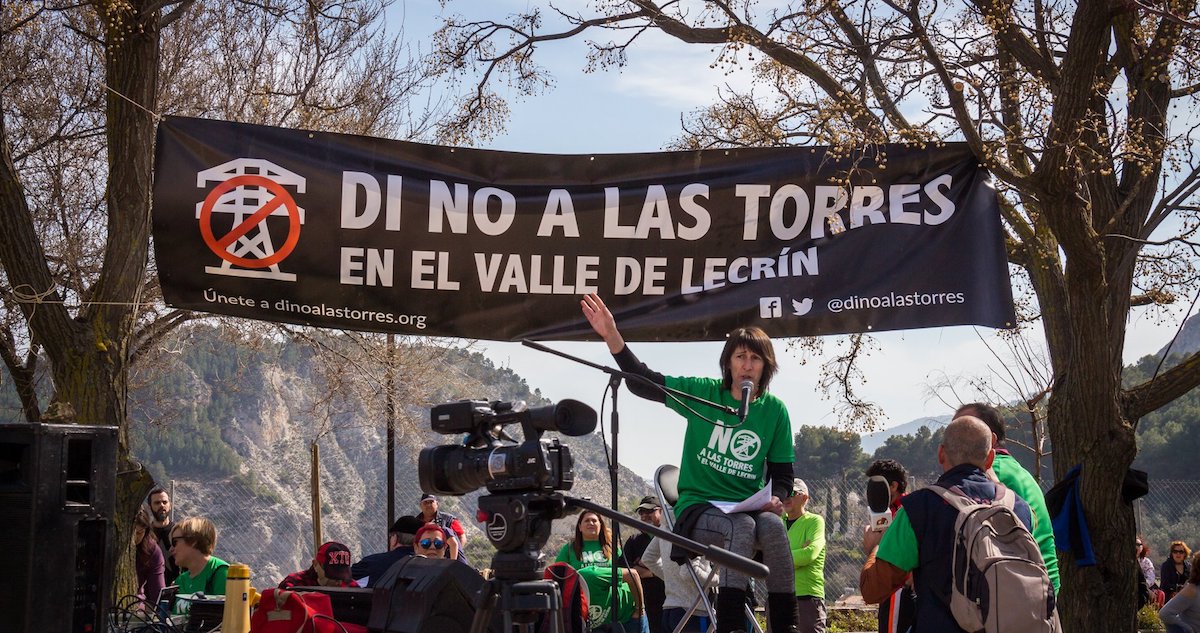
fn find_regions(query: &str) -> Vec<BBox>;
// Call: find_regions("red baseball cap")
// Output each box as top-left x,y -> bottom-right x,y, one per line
316,541 -> 353,581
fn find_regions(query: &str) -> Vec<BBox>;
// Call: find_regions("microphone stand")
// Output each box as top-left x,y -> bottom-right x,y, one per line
521,339 -> 742,633
521,340 -> 740,418
606,371 -> 623,630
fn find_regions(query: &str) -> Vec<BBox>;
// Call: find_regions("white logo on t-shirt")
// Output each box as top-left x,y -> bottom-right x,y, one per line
707,426 -> 762,461
729,430 -> 761,461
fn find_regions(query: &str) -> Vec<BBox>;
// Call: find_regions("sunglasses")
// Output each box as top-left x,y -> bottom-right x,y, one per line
1173,550 -> 1186,554
419,538 -> 446,550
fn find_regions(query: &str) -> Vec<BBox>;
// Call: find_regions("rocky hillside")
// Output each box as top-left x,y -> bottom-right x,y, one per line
118,326 -> 650,588
1156,312 -> 1200,359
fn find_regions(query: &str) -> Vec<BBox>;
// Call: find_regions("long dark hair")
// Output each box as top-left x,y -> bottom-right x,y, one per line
719,326 -> 778,394
571,511 -> 612,561
134,507 -> 157,558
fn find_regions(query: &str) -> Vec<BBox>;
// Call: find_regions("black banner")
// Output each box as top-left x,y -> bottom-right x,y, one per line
151,116 -> 1015,341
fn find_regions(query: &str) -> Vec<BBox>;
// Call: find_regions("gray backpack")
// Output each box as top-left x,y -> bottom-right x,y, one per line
932,484 -> 1059,633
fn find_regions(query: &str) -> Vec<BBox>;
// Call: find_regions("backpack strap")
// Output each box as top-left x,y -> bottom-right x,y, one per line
931,484 -> 976,512
932,482 -> 1011,511
992,483 -> 1015,509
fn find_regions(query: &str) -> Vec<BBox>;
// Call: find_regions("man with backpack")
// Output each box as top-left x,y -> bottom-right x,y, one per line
955,402 -> 1060,594
858,416 -> 1059,633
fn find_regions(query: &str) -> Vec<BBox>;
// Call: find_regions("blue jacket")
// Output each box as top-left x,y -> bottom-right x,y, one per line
350,546 -> 414,586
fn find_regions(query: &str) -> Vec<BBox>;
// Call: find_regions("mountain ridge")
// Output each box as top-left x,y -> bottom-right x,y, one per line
1155,312 -> 1200,359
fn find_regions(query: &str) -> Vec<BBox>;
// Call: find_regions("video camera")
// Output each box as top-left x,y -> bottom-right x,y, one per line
418,398 -> 597,496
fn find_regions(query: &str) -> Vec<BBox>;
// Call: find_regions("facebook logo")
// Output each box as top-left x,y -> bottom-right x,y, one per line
759,297 -> 783,318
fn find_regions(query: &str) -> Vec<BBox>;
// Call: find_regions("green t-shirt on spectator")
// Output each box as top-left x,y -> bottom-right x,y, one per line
577,565 -> 635,627
875,509 -> 919,572
785,511 -> 826,599
992,452 -> 1059,593
173,556 -> 229,612
556,540 -> 620,569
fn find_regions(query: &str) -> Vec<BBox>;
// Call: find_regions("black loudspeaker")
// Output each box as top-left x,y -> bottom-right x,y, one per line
368,556 -> 484,633
0,422 -> 118,633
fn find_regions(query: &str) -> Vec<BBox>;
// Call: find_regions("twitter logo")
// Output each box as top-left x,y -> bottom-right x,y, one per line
792,298 -> 814,316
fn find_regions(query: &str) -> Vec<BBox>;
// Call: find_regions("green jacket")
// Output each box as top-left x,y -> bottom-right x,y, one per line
785,511 -> 826,599
992,452 -> 1059,593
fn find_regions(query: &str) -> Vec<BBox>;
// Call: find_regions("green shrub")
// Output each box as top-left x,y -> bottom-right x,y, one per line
1137,604 -> 1164,632
827,607 -> 877,633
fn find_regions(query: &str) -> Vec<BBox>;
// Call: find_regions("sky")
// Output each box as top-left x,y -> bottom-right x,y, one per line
396,1 -> 1198,481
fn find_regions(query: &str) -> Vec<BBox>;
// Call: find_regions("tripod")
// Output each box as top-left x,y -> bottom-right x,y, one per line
467,492 -> 769,633
468,492 -> 570,633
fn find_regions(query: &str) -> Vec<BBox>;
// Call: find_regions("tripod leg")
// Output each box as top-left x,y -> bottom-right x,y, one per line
471,578 -> 500,633
552,582 -> 565,633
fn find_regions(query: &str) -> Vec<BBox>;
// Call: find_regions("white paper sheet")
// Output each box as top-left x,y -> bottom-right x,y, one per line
708,483 -> 772,513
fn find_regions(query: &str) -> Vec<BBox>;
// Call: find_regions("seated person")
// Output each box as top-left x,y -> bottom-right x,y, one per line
418,493 -> 469,561
414,523 -> 454,558
581,294 -> 799,633
169,517 -> 228,609
1160,551 -> 1200,633
279,541 -> 360,588
351,515 -> 423,586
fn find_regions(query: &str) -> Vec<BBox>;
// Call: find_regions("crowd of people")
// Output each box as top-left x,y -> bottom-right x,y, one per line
127,293 -> 1195,633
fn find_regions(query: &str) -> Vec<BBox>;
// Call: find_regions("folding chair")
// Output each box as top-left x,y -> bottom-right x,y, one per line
654,465 -> 764,633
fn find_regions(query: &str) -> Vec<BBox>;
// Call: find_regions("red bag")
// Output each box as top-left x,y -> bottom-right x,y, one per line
541,562 -> 590,633
250,588 -> 338,633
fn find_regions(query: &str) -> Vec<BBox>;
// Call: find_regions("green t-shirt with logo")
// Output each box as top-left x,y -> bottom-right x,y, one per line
665,376 -> 794,515
577,565 -> 635,627
555,540 -> 622,569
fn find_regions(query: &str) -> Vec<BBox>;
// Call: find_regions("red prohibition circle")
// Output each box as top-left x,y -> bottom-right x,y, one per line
199,174 -> 301,268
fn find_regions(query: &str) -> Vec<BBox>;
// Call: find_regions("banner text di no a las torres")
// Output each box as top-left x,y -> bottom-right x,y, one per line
151,116 -> 1015,342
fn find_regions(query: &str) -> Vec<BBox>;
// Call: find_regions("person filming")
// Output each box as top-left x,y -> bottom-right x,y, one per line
580,293 -> 799,633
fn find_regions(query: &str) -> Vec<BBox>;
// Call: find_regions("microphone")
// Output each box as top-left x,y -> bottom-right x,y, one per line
866,475 -> 893,532
737,380 -> 753,422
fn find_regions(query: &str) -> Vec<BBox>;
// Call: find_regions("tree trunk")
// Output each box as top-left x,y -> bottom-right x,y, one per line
1046,271 -> 1138,632
85,0 -> 163,603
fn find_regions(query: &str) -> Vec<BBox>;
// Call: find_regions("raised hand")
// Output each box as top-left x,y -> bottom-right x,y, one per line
580,293 -> 625,353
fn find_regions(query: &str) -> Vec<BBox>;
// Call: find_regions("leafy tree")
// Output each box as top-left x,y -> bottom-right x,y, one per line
793,424 -> 867,480
794,424 -> 868,533
433,2 -> 1200,627
871,425 -> 945,480
0,0 -> 439,599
